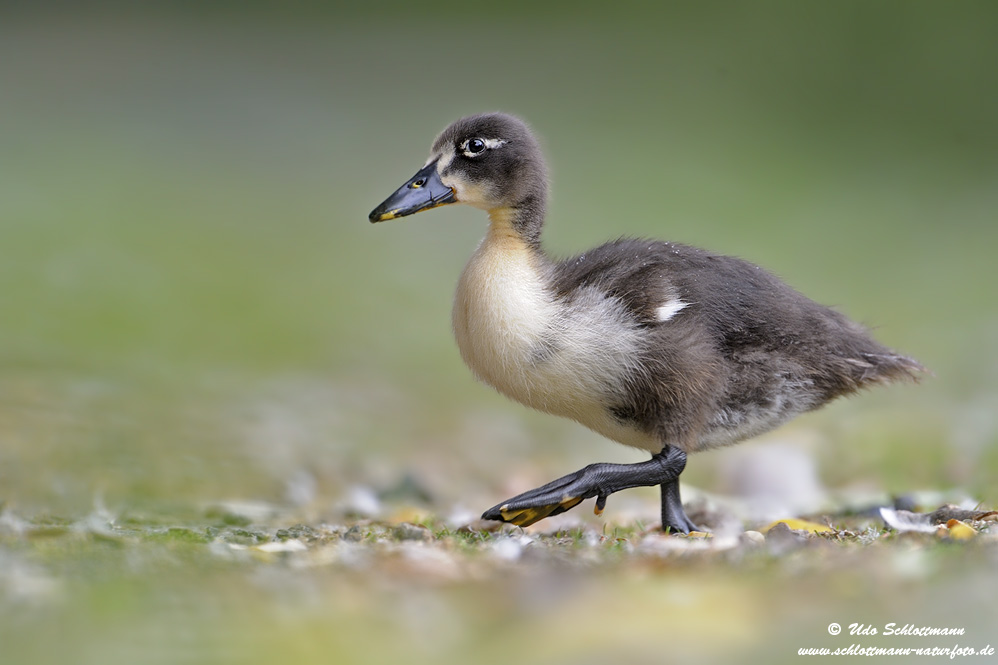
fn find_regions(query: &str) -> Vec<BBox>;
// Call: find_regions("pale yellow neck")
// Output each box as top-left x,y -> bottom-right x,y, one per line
487,207 -> 519,237
484,207 -> 548,267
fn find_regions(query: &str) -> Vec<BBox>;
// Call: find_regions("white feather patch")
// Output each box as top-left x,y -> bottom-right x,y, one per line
655,298 -> 689,322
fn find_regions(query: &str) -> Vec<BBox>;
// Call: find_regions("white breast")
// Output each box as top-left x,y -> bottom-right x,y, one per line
452,217 -> 660,451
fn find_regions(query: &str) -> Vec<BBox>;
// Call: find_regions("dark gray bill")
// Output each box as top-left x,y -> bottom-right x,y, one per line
369,161 -> 456,223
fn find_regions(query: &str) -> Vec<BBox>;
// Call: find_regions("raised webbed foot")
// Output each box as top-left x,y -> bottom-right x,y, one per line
482,445 -> 688,528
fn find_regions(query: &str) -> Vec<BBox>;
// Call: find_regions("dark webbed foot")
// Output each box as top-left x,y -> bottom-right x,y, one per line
482,446 -> 688,527
660,476 -> 705,534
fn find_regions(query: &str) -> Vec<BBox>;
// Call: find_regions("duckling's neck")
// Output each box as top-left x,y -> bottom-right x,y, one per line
490,193 -> 546,250
452,203 -> 554,399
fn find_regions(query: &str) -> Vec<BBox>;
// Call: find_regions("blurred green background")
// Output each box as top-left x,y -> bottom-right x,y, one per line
2,2 -> 997,664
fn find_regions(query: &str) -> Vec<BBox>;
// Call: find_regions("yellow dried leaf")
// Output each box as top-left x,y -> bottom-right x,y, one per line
761,519 -> 833,534
941,519 -> 976,541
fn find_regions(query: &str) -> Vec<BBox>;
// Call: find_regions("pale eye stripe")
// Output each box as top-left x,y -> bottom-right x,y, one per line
425,150 -> 455,170
460,138 -> 507,157
437,150 -> 455,170
655,299 -> 688,322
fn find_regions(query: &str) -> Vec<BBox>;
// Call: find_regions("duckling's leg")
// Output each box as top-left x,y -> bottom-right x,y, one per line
660,476 -> 701,534
482,445 -> 688,528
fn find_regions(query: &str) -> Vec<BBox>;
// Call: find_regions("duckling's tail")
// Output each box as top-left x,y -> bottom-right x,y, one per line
844,351 -> 928,387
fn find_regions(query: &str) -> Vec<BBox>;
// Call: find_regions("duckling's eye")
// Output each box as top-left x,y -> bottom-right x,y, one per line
461,137 -> 505,158
466,138 -> 486,154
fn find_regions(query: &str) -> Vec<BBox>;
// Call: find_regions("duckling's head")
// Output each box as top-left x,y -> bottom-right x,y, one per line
369,112 -> 547,229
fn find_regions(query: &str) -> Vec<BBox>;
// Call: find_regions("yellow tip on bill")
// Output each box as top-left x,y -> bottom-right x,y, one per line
373,210 -> 399,222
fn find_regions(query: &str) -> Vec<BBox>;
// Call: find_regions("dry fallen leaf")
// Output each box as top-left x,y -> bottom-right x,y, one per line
941,519 -> 977,541
760,519 -> 833,534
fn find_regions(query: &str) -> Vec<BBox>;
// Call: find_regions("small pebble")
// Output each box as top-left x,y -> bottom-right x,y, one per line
393,523 -> 433,542
343,526 -> 365,542
765,521 -> 808,554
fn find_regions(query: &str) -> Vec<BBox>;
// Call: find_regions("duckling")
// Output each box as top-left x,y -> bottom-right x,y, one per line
368,112 -> 923,533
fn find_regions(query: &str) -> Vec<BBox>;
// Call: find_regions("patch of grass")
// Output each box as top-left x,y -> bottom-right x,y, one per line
141,527 -> 214,545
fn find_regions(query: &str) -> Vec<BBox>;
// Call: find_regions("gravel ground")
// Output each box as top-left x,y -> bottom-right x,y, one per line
2,494 -> 996,665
